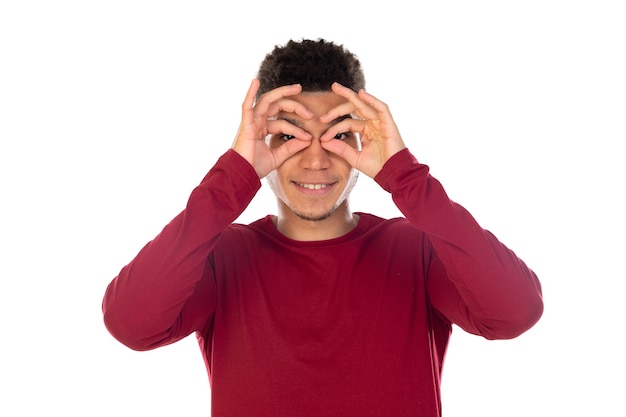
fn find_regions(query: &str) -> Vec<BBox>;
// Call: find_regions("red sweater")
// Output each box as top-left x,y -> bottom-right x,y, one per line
103,148 -> 543,417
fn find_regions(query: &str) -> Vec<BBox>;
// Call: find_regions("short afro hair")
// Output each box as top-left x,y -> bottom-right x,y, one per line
256,38 -> 366,99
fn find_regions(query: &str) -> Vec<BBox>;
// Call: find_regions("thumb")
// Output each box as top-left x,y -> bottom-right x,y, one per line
320,139 -> 360,168
272,138 -> 312,167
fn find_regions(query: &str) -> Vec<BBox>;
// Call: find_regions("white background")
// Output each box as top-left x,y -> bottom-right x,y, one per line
1,1 -> 624,416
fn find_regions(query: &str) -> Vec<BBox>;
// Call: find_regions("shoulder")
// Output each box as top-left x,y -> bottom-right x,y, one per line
220,215 -> 272,239
357,212 -> 426,241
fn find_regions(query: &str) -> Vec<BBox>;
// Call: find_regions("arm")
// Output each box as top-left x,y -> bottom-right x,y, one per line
102,150 -> 260,350
103,80 -> 314,350
320,83 -> 542,339
376,149 -> 543,339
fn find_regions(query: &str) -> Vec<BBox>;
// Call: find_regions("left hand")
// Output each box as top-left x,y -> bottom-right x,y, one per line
319,82 -> 406,178
231,79 -> 313,178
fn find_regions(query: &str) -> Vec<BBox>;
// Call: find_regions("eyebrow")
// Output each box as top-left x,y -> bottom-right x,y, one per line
279,114 -> 354,129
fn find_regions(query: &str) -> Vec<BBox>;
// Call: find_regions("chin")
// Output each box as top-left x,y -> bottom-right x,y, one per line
294,209 -> 336,222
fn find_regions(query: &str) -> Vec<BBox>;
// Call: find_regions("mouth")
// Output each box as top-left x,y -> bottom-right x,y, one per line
292,181 -> 336,194
296,182 -> 330,190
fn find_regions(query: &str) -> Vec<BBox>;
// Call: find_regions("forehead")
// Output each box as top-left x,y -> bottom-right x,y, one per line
283,91 -> 349,116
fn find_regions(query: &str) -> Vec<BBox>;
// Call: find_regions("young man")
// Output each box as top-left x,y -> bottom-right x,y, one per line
103,39 -> 543,416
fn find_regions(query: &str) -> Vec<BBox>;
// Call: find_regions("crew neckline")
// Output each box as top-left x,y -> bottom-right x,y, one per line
254,212 -> 374,247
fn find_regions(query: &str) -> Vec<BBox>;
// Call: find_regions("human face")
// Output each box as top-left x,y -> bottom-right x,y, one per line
266,92 -> 360,223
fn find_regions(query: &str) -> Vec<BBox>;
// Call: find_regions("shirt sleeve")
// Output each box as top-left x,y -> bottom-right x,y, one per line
375,148 -> 543,339
102,150 -> 261,350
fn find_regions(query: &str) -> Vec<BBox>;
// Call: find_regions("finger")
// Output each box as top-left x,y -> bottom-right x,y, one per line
320,82 -> 379,122
233,79 -> 265,148
265,98 -> 315,120
266,119 -> 312,140
254,83 -> 304,115
320,138 -> 361,167
243,79 -> 260,112
319,118 -> 365,142
319,101 -> 359,122
358,89 -> 392,119
272,137 -> 312,166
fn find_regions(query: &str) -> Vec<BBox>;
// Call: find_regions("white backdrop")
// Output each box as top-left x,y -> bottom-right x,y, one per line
1,1 -> 624,416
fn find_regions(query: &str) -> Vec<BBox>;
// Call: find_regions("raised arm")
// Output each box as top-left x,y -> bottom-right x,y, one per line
376,150 -> 543,339
102,150 -> 260,350
321,84 -> 543,339
102,80 -> 312,350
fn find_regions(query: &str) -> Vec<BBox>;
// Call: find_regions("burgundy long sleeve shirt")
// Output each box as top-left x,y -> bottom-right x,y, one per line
103,149 -> 543,417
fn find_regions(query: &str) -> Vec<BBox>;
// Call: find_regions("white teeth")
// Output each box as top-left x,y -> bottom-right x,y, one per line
298,183 -> 328,190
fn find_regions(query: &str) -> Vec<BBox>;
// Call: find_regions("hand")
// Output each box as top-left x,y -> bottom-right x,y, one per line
319,83 -> 406,178
231,79 -> 314,178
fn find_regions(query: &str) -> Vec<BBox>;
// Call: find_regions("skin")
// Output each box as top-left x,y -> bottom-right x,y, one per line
232,79 -> 407,241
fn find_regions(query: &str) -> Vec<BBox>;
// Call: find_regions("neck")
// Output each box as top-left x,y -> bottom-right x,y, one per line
273,203 -> 359,241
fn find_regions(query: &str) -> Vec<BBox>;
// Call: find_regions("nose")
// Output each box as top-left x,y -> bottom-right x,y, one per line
299,137 -> 331,170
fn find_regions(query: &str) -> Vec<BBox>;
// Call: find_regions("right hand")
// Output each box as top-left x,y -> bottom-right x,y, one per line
231,79 -> 314,178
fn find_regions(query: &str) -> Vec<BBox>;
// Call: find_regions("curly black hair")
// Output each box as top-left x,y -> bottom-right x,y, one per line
256,38 -> 366,99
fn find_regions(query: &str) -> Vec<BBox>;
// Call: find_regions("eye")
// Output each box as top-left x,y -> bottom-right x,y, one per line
280,134 -> 296,141
333,132 -> 349,141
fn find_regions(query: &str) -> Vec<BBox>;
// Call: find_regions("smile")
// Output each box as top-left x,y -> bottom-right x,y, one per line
296,182 -> 330,190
